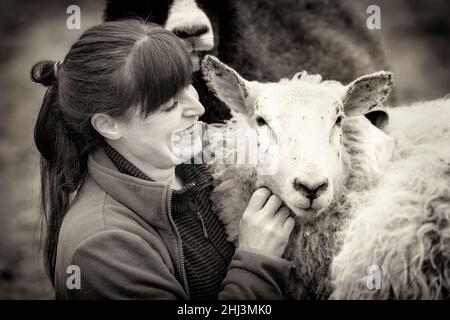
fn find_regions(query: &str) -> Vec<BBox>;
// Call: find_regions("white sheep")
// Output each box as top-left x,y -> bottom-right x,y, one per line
330,98 -> 450,299
200,55 -> 397,299
201,56 -> 450,299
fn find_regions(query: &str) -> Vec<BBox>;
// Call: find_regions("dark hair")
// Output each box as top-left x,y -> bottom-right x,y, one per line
31,19 -> 192,283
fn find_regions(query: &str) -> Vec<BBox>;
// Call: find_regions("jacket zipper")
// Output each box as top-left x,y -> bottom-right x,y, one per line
166,188 -> 190,298
195,211 -> 209,239
190,192 -> 209,240
188,193 -> 230,264
186,181 -> 210,239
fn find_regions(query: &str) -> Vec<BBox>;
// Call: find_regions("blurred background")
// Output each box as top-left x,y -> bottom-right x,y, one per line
0,0 -> 448,299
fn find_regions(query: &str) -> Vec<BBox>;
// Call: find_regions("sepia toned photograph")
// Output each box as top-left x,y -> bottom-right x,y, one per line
0,0 -> 449,305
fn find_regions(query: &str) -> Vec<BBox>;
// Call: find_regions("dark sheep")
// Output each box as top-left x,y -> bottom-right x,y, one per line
103,0 -> 388,123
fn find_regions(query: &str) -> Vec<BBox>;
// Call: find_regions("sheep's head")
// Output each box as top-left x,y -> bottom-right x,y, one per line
202,56 -> 393,221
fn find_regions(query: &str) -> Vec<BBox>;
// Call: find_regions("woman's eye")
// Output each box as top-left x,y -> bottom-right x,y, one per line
335,115 -> 343,127
164,101 -> 178,112
256,116 -> 268,127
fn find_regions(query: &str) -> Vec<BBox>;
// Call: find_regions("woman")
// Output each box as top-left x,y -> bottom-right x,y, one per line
31,20 -> 294,299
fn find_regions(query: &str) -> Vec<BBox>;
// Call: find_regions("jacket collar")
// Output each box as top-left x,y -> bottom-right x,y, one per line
87,148 -> 172,231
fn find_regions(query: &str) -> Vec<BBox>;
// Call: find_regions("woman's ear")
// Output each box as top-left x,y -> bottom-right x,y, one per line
90,113 -> 122,140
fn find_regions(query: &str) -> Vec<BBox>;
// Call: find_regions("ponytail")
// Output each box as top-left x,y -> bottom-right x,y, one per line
31,61 -> 91,283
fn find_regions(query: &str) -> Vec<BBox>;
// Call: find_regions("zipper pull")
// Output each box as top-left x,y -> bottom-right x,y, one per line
195,211 -> 209,239
188,193 -> 209,239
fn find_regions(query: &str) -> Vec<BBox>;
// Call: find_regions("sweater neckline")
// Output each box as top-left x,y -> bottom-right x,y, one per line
103,143 -> 212,211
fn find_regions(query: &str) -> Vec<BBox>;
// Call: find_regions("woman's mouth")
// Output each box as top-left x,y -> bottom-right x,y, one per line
172,122 -> 201,143
170,122 -> 203,163
178,122 -> 197,136
184,122 -> 196,132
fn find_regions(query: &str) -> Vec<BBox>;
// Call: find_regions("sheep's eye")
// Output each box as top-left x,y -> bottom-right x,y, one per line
256,116 -> 268,127
335,115 -> 343,127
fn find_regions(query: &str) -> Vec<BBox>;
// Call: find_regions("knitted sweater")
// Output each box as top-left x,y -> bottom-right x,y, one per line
104,144 -> 235,299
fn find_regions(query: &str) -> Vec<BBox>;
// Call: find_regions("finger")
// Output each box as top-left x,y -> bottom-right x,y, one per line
283,217 -> 295,232
245,187 -> 272,213
261,194 -> 282,216
275,207 -> 290,225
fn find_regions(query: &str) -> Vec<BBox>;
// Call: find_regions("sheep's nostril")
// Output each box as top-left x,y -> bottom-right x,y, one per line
173,25 -> 209,39
293,179 -> 329,200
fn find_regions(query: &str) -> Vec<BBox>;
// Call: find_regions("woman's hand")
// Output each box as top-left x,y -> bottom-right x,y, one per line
238,187 -> 295,258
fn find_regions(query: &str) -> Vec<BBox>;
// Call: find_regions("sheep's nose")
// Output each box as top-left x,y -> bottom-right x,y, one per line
173,25 -> 209,39
293,178 -> 329,200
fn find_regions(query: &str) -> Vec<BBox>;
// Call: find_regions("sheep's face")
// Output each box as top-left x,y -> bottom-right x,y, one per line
250,81 -> 345,218
202,56 -> 393,220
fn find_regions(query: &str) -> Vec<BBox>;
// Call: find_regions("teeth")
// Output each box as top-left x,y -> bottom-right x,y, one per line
185,123 -> 197,133
181,128 -> 193,136
174,123 -> 197,138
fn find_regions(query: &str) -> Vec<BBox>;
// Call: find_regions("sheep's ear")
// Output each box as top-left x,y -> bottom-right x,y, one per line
201,55 -> 260,116
343,71 -> 394,116
364,109 -> 389,130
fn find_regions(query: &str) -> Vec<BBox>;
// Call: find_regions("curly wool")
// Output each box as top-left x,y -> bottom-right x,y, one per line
331,98 -> 450,299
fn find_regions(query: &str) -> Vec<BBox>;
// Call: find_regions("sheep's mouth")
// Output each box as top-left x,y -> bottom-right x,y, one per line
192,51 -> 212,72
190,52 -> 201,72
284,206 -> 310,225
287,203 -> 325,222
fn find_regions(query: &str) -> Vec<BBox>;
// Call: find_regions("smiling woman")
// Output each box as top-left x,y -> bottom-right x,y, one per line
30,19 -> 295,300
31,18 -> 193,278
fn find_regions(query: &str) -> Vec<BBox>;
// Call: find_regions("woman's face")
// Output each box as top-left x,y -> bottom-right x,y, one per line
116,84 -> 205,169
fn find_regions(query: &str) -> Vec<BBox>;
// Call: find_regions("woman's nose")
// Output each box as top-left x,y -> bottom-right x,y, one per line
183,90 -> 205,117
